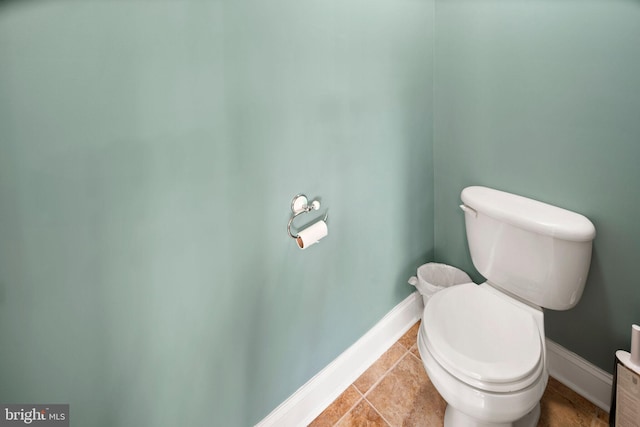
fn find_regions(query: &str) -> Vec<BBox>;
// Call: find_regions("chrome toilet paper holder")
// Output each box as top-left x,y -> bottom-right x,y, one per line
287,194 -> 328,239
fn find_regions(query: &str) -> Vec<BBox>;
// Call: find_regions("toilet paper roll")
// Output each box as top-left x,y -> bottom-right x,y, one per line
296,220 -> 328,249
631,324 -> 640,366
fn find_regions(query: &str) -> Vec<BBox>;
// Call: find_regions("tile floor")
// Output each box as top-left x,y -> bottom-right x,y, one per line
309,321 -> 610,427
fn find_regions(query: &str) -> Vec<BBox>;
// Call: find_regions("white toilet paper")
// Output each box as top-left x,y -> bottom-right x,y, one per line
631,324 -> 640,367
295,220 -> 328,249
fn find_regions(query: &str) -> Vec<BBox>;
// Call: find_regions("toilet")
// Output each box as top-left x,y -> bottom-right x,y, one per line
418,186 -> 596,427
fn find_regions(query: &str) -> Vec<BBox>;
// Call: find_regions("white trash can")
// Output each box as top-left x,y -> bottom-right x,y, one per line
408,263 -> 472,307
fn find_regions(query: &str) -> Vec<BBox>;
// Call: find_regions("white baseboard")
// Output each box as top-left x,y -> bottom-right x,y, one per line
256,291 -> 614,426
255,291 -> 424,427
546,339 -> 613,412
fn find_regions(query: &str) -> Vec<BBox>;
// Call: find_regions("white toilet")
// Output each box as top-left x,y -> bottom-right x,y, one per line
418,186 -> 596,427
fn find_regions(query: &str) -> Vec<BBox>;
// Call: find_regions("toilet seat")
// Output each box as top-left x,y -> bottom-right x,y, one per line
422,283 -> 543,393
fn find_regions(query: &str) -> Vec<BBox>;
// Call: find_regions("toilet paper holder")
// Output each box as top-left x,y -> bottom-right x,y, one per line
287,194 -> 328,239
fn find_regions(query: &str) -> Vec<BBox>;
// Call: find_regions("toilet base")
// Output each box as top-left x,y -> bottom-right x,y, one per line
444,402 -> 540,427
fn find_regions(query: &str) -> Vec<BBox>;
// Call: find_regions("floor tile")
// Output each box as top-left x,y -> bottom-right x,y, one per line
309,385 -> 362,427
397,322 -> 421,351
366,353 -> 446,427
354,343 -> 407,394
539,377 -> 602,426
409,344 -> 420,360
309,321 -> 610,427
594,406 -> 610,424
334,399 -> 390,427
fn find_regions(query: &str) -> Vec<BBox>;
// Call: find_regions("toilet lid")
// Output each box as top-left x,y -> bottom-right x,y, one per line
423,283 -> 542,388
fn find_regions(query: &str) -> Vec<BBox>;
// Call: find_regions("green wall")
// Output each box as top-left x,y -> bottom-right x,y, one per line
0,1 -> 434,425
4,0 -> 636,424
434,0 -> 640,373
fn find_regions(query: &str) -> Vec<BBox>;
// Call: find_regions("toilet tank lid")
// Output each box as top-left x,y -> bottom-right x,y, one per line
461,186 -> 596,242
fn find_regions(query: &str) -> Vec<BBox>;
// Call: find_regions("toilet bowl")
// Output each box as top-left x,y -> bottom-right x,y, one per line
418,186 -> 596,427
418,283 -> 548,426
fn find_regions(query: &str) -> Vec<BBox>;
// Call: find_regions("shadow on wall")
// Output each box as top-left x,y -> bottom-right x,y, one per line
0,0 -> 34,9
545,246 -> 615,371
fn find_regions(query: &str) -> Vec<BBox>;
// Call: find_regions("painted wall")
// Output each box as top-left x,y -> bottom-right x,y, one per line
433,0 -> 640,373
0,1 -> 434,425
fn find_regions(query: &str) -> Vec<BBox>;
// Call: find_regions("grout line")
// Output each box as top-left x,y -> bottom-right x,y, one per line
362,394 -> 394,427
330,324 -> 421,427
353,342 -> 406,396
362,349 -> 416,427
325,320 -> 608,427
332,347 -> 414,427
358,321 -> 421,398
408,347 -> 422,364
362,347 -> 413,399
330,386 -> 364,427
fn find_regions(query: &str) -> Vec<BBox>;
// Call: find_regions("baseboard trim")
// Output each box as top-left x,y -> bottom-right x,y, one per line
255,291 -> 424,427
546,339 -> 613,412
256,291 -> 614,426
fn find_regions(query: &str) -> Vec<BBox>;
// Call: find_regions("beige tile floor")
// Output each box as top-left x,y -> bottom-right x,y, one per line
310,322 -> 610,427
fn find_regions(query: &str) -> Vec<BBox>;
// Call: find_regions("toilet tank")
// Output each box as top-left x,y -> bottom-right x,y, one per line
461,186 -> 596,310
